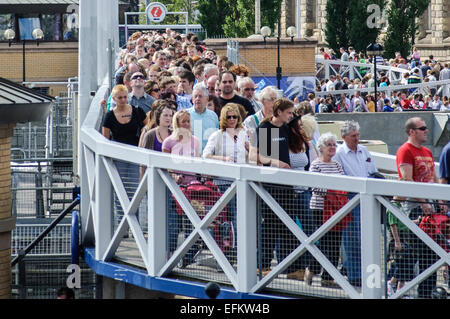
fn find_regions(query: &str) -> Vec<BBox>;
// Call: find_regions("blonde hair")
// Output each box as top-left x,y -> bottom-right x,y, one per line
172,110 -> 192,137
300,114 -> 318,140
111,84 -> 128,98
219,103 -> 243,131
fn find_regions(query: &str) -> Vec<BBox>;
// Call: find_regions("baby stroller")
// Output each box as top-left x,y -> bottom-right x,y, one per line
173,180 -> 235,270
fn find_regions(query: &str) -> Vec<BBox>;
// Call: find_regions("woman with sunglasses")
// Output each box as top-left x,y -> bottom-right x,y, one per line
202,103 -> 247,164
144,80 -> 160,100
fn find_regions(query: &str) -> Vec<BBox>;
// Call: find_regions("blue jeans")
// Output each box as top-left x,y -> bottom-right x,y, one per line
342,203 -> 361,283
167,193 -> 179,254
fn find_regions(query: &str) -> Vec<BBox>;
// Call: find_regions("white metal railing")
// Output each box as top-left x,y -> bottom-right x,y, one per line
315,79 -> 450,98
315,58 -> 415,84
80,75 -> 450,299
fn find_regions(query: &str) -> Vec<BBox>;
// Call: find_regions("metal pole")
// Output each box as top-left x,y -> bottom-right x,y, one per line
276,18 -> 282,90
296,0 -> 301,38
22,40 -> 26,83
374,56 -> 377,112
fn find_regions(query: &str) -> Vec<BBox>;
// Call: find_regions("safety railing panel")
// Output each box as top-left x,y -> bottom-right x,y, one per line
80,78 -> 449,299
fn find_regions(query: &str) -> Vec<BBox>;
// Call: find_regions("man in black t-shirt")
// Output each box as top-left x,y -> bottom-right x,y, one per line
253,98 -> 301,277
254,98 -> 294,168
218,71 -> 255,118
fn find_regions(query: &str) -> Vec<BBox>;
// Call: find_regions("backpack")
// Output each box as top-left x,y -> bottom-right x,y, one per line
418,214 -> 449,252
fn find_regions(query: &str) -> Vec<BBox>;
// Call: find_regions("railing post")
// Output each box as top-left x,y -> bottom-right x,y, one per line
17,250 -> 26,299
95,154 -> 113,260
360,193 -> 383,299
236,180 -> 257,292
148,167 -> 167,276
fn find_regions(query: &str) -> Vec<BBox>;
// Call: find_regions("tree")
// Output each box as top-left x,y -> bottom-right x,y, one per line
325,0 -> 351,57
383,0 -> 430,59
197,0 -> 230,37
348,0 -> 386,53
260,0 -> 282,34
222,0 -> 254,38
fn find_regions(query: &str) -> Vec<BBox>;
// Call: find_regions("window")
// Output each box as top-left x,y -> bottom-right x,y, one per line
41,14 -> 62,41
63,13 -> 79,41
0,14 -> 14,40
18,17 -> 41,40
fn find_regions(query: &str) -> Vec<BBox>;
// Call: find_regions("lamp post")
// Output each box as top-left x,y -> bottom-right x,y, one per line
366,42 -> 384,112
260,24 -> 296,90
5,28 -> 44,83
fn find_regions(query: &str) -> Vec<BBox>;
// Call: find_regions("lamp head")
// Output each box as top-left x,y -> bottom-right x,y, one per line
5,28 -> 15,46
286,26 -> 296,40
260,26 -> 271,38
32,28 -> 44,40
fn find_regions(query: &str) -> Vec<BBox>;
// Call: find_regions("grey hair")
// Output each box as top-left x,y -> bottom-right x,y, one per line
237,76 -> 255,89
317,132 -> 338,152
193,85 -> 209,97
258,86 -> 277,101
340,120 -> 360,137
203,63 -> 219,77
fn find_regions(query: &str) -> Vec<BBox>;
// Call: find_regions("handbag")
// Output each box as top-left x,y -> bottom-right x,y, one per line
323,190 -> 352,231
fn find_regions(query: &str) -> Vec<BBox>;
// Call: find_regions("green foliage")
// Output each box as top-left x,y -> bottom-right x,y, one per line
383,0 -> 430,59
326,0 -> 386,56
198,0 -> 282,39
197,0 -> 230,37
223,0 -> 254,37
348,0 -> 386,53
325,0 -> 351,56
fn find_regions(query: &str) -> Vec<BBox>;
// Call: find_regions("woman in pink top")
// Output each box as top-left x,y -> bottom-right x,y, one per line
162,110 -> 201,185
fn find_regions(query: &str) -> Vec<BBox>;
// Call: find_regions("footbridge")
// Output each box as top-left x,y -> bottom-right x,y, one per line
76,1 -> 450,299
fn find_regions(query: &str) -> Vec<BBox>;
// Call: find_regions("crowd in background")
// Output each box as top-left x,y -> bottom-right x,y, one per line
315,46 -> 450,113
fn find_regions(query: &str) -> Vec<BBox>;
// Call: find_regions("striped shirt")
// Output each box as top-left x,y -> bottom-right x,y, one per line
309,159 -> 345,210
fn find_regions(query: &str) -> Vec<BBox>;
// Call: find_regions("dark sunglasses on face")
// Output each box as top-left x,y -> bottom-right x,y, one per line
227,115 -> 238,120
413,126 -> 428,131
152,88 -> 160,92
132,75 -> 145,80
244,88 -> 255,91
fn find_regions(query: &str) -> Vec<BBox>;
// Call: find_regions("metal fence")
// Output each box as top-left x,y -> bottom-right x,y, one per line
12,95 -> 74,161
11,257 -> 97,299
12,160 -> 75,219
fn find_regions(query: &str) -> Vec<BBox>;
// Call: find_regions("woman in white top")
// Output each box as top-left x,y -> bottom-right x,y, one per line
202,103 -> 247,164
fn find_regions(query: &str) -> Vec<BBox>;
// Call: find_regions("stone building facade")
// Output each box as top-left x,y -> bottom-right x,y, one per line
280,0 -> 450,62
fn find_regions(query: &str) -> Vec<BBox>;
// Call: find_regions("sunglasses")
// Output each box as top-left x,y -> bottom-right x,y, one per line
227,115 -> 238,120
131,75 -> 145,80
413,126 -> 428,131
244,88 -> 255,91
152,88 -> 160,92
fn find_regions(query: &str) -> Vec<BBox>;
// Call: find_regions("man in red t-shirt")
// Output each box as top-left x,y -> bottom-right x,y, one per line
395,117 -> 444,298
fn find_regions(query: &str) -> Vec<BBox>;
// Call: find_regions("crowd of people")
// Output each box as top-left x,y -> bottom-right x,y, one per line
315,46 -> 450,113
99,28 -> 449,298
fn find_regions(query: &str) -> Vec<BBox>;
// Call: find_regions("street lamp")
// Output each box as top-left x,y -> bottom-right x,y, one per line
6,27 -> 44,83
286,26 -> 296,42
260,24 -> 296,90
366,42 -> 384,112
